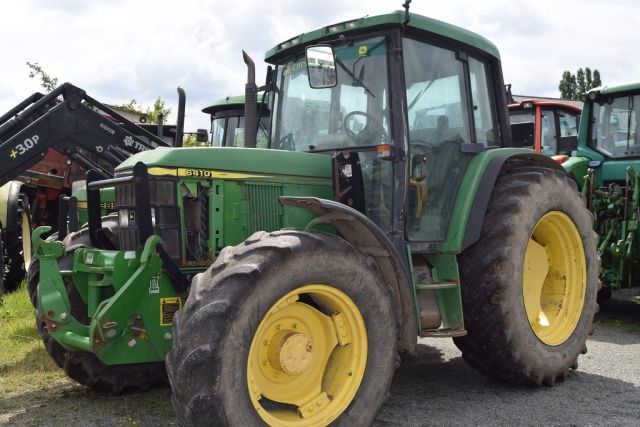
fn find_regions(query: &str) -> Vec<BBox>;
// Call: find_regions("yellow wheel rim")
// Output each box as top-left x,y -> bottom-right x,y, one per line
21,211 -> 32,270
523,211 -> 586,346
247,284 -> 367,426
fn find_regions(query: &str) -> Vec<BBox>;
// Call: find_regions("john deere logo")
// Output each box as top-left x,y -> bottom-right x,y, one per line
149,275 -> 160,294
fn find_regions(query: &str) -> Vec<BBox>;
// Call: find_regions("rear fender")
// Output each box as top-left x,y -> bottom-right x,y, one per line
280,196 -> 417,356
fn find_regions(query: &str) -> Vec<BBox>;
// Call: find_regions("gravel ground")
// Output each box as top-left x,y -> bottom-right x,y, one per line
1,299 -> 638,426
376,298 -> 640,426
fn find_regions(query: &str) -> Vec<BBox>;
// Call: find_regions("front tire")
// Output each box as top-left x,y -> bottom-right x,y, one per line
167,230 -> 398,426
454,166 -> 598,385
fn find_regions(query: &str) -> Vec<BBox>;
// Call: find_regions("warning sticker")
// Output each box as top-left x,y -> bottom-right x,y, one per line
160,297 -> 182,326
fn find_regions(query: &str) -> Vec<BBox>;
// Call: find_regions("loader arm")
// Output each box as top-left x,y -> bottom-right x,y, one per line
0,83 -> 172,187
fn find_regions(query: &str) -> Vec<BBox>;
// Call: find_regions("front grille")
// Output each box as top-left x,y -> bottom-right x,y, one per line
115,178 -> 181,262
245,184 -> 283,236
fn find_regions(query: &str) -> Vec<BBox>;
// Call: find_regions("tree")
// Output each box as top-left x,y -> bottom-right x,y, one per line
114,97 -> 171,123
26,62 -> 58,92
593,70 -> 602,88
559,67 -> 603,100
27,61 -> 171,122
146,97 -> 171,123
576,68 -> 586,95
559,70 -> 577,99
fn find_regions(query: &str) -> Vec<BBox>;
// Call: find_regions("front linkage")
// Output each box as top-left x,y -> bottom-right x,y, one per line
583,166 -> 640,293
33,226 -> 181,365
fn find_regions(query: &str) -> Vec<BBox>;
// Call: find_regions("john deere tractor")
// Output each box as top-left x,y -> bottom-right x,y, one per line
33,9 -> 598,425
563,82 -> 640,302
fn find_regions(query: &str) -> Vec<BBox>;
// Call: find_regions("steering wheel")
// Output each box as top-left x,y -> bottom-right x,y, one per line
276,132 -> 295,151
343,111 -> 388,145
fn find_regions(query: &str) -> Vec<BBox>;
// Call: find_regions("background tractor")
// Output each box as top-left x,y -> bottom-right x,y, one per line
508,96 -> 582,162
0,85 -> 265,298
563,83 -> 640,303
32,8 -> 598,426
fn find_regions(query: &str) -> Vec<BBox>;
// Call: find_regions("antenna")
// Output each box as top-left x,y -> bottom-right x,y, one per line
402,0 -> 411,26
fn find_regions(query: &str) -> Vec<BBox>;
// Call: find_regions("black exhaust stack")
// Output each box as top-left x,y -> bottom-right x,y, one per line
243,51 -> 257,149
176,87 -> 186,147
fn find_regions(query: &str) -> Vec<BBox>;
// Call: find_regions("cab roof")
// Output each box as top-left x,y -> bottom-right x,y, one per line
588,82 -> 640,97
265,10 -> 500,63
202,92 -> 269,115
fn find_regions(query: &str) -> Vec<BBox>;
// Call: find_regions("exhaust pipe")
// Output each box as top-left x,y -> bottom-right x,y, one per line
243,50 -> 257,149
175,87 -> 186,147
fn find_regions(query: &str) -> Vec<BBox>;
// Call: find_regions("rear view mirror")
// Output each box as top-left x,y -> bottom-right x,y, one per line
306,45 -> 337,89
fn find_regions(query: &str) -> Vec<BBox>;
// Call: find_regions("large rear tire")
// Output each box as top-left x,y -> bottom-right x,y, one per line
167,230 -> 398,426
454,166 -> 598,385
3,194 -> 31,292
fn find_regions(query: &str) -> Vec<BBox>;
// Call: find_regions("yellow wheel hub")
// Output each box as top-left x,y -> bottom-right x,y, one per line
523,211 -> 586,346
247,284 -> 367,426
269,332 -> 314,375
21,211 -> 32,270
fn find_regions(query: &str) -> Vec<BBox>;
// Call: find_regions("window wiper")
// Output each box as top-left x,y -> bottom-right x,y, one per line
408,80 -> 435,111
335,57 -> 375,98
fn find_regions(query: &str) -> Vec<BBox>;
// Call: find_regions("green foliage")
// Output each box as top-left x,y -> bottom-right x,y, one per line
146,97 -> 171,123
115,97 -> 172,124
26,62 -> 58,92
559,67 -> 603,100
114,98 -> 144,114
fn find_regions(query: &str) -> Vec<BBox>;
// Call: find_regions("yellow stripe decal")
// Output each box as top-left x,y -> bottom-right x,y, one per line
147,167 -> 178,177
145,167 -> 271,180
177,168 -> 270,179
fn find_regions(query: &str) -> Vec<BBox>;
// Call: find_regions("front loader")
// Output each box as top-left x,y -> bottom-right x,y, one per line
33,8 -> 598,426
0,83 -> 178,297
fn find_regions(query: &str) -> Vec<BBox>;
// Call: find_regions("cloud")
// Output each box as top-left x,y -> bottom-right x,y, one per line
1,0 -> 638,131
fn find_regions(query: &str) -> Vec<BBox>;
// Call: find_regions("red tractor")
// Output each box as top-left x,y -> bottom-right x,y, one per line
509,97 -> 582,163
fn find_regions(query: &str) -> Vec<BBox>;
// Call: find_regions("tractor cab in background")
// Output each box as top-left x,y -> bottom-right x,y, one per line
509,97 -> 582,162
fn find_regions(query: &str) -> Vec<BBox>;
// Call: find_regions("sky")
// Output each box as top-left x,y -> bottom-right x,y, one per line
1,0 -> 637,132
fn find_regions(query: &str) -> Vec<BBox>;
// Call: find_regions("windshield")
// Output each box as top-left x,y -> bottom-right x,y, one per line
271,36 -> 389,152
591,94 -> 640,158
210,115 -> 269,148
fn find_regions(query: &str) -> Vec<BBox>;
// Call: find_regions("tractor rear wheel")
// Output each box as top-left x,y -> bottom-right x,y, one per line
167,230 -> 398,426
3,194 -> 31,292
454,166 -> 598,385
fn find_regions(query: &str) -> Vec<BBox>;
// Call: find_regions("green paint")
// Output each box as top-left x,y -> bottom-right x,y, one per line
424,254 -> 463,330
566,81 -> 640,293
116,147 -> 332,180
202,92 -> 269,115
562,156 -> 590,188
442,147 -> 534,253
265,11 -> 500,62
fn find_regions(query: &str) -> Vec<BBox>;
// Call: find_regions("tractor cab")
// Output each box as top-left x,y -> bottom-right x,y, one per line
202,93 -> 270,148
563,83 -> 640,295
508,98 -> 582,160
266,11 -> 512,248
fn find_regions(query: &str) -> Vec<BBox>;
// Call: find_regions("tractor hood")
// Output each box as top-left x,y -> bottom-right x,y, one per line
114,147 -> 332,179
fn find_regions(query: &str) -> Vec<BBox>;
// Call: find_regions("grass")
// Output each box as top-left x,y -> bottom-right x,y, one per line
0,284 -> 176,425
0,284 -> 69,397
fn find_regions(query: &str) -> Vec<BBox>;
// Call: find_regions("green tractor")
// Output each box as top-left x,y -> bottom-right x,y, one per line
33,9 -> 598,426
563,82 -> 640,302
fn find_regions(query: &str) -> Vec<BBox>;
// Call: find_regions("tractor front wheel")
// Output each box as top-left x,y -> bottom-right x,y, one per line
454,166 -> 598,385
167,230 -> 398,426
